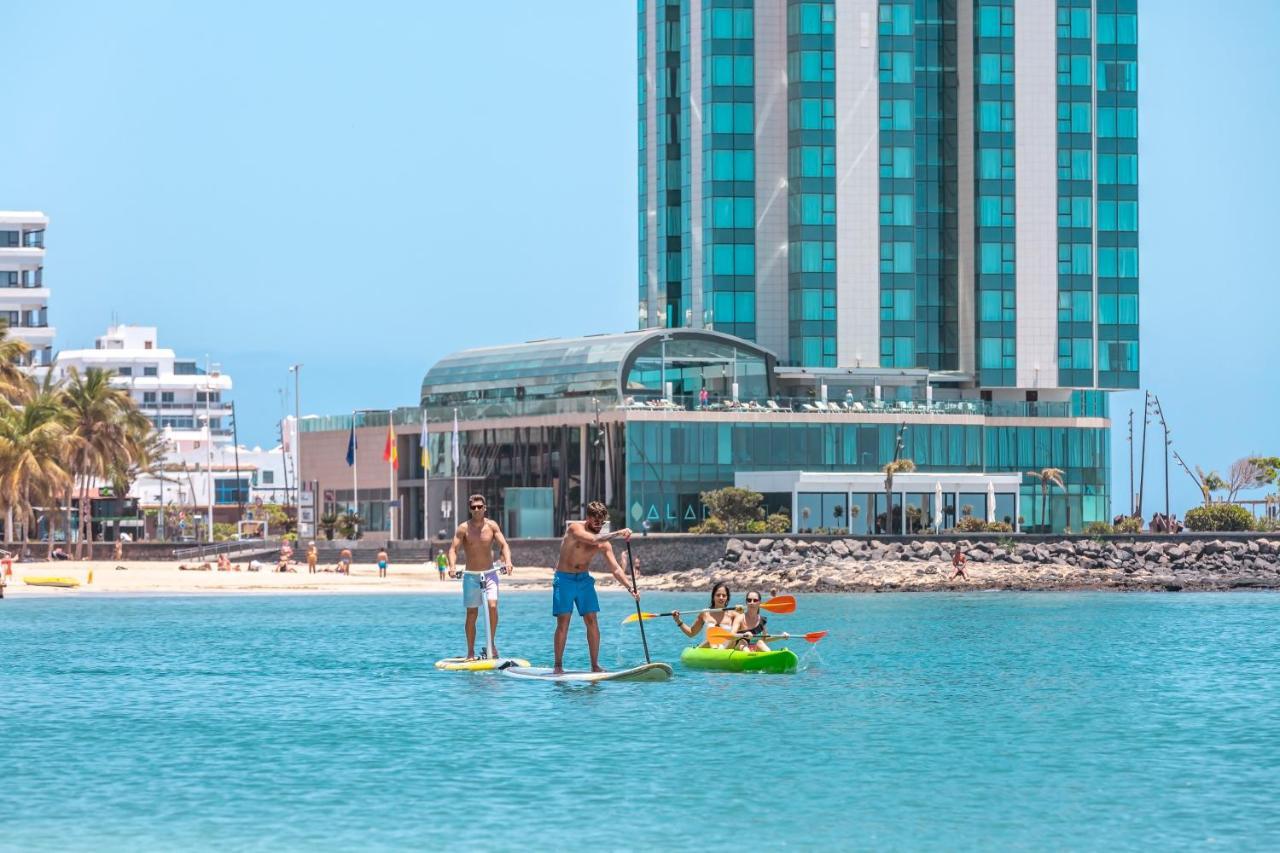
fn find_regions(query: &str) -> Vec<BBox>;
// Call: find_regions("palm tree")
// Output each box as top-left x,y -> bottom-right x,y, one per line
882,458 -> 915,534
1026,467 -> 1065,532
0,386 -> 70,543
0,320 -> 31,404
61,367 -> 152,556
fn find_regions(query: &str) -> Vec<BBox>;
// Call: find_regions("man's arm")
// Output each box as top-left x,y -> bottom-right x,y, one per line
601,545 -> 639,600
447,525 -> 465,576
491,521 -> 514,574
565,522 -> 633,545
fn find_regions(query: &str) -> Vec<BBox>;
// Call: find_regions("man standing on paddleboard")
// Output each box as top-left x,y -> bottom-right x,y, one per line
447,494 -> 514,659
552,501 -> 638,673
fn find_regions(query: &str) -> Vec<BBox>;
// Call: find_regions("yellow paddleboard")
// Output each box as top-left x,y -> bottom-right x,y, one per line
23,576 -> 80,588
435,657 -> 530,672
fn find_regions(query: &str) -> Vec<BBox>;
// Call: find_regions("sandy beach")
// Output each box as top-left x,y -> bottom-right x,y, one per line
0,560 -> 603,596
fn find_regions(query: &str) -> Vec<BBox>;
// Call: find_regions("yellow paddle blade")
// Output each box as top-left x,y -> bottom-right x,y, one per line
623,612 -> 658,624
760,595 -> 796,614
706,626 -> 741,646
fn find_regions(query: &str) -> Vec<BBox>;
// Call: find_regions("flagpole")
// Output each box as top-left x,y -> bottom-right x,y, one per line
458,407 -> 463,532
388,411 -> 396,542
352,410 -> 359,535
427,404 -> 437,537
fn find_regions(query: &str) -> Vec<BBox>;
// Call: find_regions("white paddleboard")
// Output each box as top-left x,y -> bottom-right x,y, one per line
500,662 -> 673,683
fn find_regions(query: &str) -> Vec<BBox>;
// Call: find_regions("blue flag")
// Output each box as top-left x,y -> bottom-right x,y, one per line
346,422 -> 357,466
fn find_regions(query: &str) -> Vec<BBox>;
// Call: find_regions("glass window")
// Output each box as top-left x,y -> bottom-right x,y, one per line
143,366 -> 158,377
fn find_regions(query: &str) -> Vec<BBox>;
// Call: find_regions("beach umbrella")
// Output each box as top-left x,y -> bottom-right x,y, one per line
934,481 -> 944,531
987,482 -> 997,523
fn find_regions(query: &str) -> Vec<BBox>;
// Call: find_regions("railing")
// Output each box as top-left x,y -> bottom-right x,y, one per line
619,395 -> 1077,419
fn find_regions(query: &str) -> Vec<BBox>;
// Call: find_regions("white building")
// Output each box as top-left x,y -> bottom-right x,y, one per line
0,211 -> 54,369
54,325 -> 294,534
54,324 -> 234,441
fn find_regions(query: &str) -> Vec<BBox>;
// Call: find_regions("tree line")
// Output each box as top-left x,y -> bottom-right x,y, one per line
0,322 -> 159,556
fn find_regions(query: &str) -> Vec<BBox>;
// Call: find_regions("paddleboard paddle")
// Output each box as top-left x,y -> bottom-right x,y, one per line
624,540 -> 651,665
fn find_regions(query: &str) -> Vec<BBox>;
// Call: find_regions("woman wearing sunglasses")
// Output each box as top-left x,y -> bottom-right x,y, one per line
672,581 -> 743,648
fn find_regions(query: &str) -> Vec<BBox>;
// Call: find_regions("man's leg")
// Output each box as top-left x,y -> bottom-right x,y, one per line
464,607 -> 479,658
553,614 -> 572,673
583,612 -> 602,672
487,601 -> 500,656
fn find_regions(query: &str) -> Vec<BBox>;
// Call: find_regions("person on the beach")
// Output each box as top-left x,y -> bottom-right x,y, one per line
336,548 -> 352,574
306,542 -> 318,573
949,547 -> 968,581
552,501 -> 637,673
435,551 -> 448,581
447,494 -> 514,660
279,541 -> 294,566
672,581 -> 743,648
376,548 -> 389,579
217,553 -> 240,572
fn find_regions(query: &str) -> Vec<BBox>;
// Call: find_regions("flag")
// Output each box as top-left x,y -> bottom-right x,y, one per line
384,422 -> 398,470
451,410 -> 460,469
420,410 -> 430,469
345,421 -> 357,466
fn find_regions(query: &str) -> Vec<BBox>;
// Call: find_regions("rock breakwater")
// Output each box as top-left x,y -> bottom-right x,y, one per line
642,537 -> 1280,593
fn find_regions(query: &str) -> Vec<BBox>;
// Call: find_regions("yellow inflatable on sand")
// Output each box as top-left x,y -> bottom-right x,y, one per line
23,576 -> 81,588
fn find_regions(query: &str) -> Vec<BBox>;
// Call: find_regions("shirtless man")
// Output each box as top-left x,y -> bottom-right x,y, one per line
447,494 -> 513,659
552,501 -> 638,674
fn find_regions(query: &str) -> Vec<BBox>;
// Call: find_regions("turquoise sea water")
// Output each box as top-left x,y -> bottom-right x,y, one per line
2,591 -> 1279,851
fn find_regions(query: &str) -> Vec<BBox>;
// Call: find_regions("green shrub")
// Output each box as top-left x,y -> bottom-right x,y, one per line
212,522 -> 238,542
690,517 -> 727,535
987,523 -> 1014,534
744,520 -> 767,534
1083,521 -> 1115,535
764,512 -> 792,534
954,516 -> 987,533
1115,517 -> 1142,534
1184,504 -> 1254,532
1254,517 -> 1280,532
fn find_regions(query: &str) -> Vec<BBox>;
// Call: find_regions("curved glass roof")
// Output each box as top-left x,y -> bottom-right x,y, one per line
421,329 -> 776,414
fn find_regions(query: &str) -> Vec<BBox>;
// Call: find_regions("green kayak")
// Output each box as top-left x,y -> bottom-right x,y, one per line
680,646 -> 799,674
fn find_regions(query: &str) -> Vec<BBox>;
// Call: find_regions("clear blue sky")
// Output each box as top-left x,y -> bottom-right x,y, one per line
2,1 -> 1276,517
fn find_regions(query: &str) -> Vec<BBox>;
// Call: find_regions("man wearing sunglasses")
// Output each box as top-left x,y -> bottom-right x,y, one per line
552,501 -> 638,674
447,494 -> 513,659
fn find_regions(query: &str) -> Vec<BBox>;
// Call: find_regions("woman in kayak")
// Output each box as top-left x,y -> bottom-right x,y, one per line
672,582 -> 743,648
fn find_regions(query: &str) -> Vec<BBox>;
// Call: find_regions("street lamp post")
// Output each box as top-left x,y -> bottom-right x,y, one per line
290,364 -> 304,534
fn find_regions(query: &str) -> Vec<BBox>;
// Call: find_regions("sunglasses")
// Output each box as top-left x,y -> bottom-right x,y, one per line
469,504 -> 485,510
746,597 -> 760,603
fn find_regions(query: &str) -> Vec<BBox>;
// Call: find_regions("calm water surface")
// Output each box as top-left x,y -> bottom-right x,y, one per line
2,591 -> 1279,851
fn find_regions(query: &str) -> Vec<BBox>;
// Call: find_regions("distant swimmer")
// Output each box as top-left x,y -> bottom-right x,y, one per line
552,501 -> 637,673
447,494 -> 513,659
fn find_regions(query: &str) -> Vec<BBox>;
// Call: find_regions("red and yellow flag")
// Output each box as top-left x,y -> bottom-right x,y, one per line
384,423 -> 398,469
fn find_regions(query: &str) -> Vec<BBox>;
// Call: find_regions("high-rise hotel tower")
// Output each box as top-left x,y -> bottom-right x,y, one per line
638,0 -> 1138,391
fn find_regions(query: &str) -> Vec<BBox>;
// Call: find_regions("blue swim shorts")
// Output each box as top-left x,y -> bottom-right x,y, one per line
552,571 -> 599,616
462,568 -> 500,608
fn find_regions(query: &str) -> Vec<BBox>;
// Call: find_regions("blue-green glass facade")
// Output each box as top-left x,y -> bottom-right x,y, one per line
973,0 -> 1016,386
656,0 -> 687,328
638,1 -> 649,327
1095,0 -> 1139,388
627,419 -> 1110,532
877,0 -> 958,372
787,0 -> 835,367
1055,0 -> 1095,387
702,0 -> 758,340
